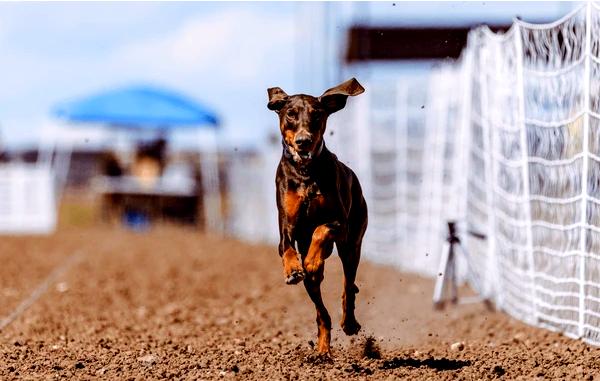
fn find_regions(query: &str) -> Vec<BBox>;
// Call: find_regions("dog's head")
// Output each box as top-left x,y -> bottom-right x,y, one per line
267,78 -> 364,163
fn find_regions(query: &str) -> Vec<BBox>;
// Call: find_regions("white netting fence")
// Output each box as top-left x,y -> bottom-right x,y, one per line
458,3 -> 600,345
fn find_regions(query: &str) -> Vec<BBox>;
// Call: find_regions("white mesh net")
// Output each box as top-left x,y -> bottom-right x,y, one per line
458,3 -> 600,345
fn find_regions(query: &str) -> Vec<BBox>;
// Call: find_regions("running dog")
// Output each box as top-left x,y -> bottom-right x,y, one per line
267,78 -> 368,355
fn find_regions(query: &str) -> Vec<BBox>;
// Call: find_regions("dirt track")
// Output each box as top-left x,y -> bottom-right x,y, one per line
1,225 -> 600,380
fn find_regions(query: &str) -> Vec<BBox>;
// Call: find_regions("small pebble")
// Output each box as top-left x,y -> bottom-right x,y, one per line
138,354 -> 158,365
56,282 -> 69,293
513,332 -> 526,343
450,341 -> 465,351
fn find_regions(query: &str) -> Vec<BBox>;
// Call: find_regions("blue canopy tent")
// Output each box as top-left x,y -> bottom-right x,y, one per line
48,84 -> 223,230
52,85 -> 219,128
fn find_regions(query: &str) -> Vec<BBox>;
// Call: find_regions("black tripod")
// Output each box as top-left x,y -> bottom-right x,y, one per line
433,220 -> 490,309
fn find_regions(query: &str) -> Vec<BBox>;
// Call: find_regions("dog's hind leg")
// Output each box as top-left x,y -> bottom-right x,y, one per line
338,239 -> 362,336
301,224 -> 337,354
303,268 -> 331,354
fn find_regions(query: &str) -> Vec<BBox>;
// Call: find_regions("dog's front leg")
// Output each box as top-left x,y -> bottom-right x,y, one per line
303,223 -> 339,275
279,231 -> 304,285
277,190 -> 305,285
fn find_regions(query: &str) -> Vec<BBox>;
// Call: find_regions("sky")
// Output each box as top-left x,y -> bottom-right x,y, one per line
0,2 -> 298,149
0,1 -> 576,150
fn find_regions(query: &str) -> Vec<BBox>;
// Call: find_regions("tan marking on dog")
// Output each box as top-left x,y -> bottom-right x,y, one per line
283,129 -> 296,147
283,190 -> 303,220
304,225 -> 335,275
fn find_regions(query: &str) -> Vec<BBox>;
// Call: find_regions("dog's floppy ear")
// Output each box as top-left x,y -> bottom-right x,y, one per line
267,87 -> 289,112
319,78 -> 364,114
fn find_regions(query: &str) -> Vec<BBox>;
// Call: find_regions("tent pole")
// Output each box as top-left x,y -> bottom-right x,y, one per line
199,128 -> 223,232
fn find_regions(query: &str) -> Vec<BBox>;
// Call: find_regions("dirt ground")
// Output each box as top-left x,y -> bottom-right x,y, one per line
2,223 -> 600,380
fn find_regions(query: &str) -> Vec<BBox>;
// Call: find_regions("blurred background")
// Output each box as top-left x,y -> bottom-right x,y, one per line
0,1 -> 576,256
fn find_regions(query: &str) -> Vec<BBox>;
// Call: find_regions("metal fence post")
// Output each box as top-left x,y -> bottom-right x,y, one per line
478,38 -> 499,301
515,23 -> 538,325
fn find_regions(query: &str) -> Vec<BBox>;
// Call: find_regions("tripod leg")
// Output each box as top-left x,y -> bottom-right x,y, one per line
433,240 -> 452,309
448,245 -> 458,304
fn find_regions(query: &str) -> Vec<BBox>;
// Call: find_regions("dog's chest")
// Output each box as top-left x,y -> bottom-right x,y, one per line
296,181 -> 328,216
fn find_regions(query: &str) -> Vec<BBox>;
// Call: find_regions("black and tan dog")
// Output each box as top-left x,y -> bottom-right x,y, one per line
267,78 -> 368,355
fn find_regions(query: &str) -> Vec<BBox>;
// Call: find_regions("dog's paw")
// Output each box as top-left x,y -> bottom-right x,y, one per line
285,270 -> 305,285
341,317 -> 361,336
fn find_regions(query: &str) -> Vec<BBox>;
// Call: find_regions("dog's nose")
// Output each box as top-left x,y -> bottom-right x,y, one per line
295,135 -> 312,148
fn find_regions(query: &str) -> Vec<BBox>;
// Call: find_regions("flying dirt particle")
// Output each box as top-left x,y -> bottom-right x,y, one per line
363,336 -> 382,359
425,253 -> 429,256
330,130 -> 334,136
393,2 -> 396,5
308,340 -> 315,348
74,362 -> 85,369
450,341 -> 465,351
438,273 -> 443,276
421,105 -> 425,109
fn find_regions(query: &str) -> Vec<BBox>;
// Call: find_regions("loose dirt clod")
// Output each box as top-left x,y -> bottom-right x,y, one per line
450,341 -> 465,351
492,365 -> 506,376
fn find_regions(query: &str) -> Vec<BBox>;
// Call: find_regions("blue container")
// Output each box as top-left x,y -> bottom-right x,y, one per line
123,210 -> 150,231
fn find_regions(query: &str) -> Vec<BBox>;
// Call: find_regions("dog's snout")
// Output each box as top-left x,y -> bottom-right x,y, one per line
295,135 -> 312,148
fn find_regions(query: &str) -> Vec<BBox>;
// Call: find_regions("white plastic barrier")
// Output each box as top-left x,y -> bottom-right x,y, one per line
0,164 -> 57,234
226,146 -> 279,244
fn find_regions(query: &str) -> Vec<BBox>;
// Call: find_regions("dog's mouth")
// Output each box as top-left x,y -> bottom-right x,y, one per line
284,140 -> 323,164
296,149 -> 313,160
